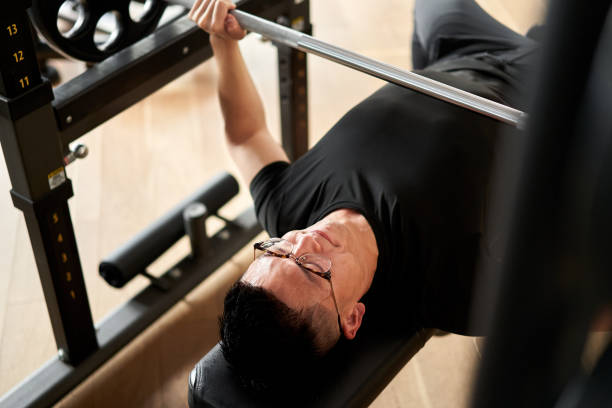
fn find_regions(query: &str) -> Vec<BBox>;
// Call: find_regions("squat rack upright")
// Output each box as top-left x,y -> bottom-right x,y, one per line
0,0 -> 310,407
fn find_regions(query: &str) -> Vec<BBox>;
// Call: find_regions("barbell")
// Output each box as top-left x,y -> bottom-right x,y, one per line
229,9 -> 526,127
28,0 -> 526,127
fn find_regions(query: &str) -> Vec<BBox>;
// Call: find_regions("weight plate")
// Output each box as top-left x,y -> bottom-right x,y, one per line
29,0 -> 167,62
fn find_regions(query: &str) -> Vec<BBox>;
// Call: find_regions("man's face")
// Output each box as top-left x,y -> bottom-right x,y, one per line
241,217 -> 371,320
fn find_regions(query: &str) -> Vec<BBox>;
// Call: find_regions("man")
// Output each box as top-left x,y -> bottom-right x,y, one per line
189,0 -> 538,392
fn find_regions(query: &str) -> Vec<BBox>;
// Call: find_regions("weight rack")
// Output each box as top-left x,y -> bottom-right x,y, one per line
0,0 -> 310,407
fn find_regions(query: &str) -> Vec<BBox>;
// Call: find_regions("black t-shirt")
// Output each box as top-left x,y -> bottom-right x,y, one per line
250,71 -> 513,334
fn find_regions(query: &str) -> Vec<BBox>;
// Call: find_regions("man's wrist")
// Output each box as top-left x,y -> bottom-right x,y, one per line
210,34 -> 239,51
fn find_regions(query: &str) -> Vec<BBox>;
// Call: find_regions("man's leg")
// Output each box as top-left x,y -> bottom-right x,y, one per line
412,0 -> 534,69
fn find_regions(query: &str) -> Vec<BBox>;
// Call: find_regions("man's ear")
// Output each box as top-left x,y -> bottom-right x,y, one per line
342,302 -> 365,340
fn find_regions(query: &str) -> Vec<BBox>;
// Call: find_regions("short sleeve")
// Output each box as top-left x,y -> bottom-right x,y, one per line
249,161 -> 290,236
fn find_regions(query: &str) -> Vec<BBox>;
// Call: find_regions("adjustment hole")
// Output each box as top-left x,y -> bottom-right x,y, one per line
129,0 -> 156,23
94,11 -> 123,52
57,0 -> 88,38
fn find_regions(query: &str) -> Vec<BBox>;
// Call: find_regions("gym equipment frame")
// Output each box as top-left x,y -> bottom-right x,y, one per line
0,0 -> 310,407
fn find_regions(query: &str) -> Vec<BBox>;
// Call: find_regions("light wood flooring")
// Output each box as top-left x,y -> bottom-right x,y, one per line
0,0 -> 548,406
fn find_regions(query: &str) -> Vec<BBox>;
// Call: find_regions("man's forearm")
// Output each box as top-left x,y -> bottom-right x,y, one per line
212,37 -> 269,145
189,0 -> 288,184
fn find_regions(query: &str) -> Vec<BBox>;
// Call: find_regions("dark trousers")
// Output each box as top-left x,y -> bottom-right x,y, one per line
412,0 -> 540,110
411,0 -> 540,334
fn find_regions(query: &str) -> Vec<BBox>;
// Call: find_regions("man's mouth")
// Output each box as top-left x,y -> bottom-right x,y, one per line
313,230 -> 338,247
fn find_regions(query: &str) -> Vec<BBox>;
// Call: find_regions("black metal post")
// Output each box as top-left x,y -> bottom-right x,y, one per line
0,2 -> 98,365
471,0 -> 612,406
277,0 -> 310,161
0,1 -> 291,405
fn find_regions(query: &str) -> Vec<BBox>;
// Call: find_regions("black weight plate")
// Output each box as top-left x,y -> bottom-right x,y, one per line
29,0 -> 167,62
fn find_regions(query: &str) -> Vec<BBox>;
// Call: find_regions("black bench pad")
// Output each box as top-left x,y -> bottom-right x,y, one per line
189,328 -> 432,408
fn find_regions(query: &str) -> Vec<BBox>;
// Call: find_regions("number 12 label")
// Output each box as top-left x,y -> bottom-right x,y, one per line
13,50 -> 24,62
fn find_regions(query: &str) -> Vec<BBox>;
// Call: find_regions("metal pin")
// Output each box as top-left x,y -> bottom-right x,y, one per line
64,144 -> 89,166
183,202 -> 209,258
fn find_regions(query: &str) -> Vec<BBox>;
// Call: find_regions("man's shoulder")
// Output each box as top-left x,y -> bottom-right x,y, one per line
249,160 -> 292,237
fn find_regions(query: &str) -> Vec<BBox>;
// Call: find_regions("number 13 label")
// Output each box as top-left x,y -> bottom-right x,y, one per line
7,24 -> 18,36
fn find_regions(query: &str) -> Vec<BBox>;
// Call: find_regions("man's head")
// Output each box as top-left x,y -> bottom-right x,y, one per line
219,280 -> 338,393
219,210 -> 378,392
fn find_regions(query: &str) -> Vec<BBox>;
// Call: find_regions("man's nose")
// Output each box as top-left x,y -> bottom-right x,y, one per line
292,232 -> 322,256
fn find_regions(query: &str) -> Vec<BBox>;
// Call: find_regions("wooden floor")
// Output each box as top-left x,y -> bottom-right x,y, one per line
0,0 -> 549,406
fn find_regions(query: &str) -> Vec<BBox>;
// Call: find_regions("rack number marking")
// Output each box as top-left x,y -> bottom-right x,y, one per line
13,50 -> 24,63
19,76 -> 30,89
6,24 -> 18,36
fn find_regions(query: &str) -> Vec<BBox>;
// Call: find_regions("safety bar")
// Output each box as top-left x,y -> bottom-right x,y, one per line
99,172 -> 238,288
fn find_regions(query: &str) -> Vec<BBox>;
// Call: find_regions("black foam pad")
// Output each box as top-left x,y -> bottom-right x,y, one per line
188,328 -> 432,408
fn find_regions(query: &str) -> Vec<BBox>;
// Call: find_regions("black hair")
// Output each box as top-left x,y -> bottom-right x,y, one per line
219,280 -> 336,395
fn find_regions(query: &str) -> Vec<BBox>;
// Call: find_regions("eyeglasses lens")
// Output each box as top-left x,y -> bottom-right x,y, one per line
260,239 -> 292,255
256,239 -> 331,274
297,254 -> 330,273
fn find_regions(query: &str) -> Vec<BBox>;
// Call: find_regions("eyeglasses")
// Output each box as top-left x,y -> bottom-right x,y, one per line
253,238 -> 343,336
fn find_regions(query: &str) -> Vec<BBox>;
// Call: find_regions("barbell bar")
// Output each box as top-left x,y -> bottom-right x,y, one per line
227,9 -> 527,128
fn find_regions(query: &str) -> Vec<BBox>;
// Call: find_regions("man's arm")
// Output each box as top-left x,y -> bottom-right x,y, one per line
189,0 -> 289,185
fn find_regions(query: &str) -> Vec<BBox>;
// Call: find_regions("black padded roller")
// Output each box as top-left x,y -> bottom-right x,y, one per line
99,172 -> 239,288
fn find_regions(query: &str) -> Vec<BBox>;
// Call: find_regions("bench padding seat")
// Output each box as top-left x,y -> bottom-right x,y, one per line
188,327 -> 432,407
